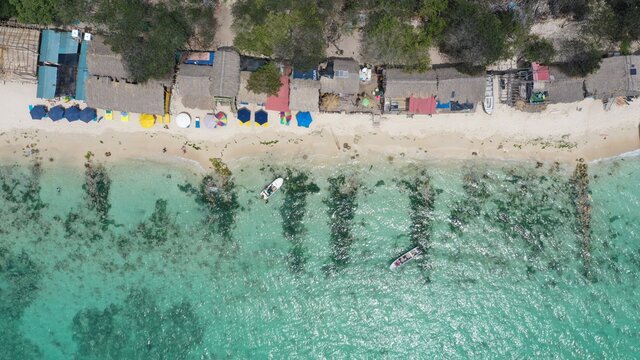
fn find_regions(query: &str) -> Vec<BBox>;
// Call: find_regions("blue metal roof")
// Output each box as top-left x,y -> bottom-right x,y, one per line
36,66 -> 58,99
59,32 -> 79,54
39,30 -> 61,63
75,40 -> 89,100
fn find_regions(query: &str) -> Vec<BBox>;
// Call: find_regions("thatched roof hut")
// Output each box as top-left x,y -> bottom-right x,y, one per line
290,79 -> 320,112
320,58 -> 359,95
585,56 -> 640,99
237,71 -> 268,105
86,77 -> 165,114
547,67 -> 585,104
384,69 -> 438,98
173,64 -> 213,110
210,48 -> 240,99
87,35 -> 130,80
434,67 -> 485,104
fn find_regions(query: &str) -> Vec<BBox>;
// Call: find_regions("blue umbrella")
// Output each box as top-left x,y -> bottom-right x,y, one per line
237,107 -> 251,124
48,105 -> 65,121
79,107 -> 97,122
296,111 -> 312,128
65,106 -> 81,122
254,110 -> 268,126
30,105 -> 47,120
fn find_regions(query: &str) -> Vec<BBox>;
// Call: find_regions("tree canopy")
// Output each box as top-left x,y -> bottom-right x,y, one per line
246,62 -> 282,96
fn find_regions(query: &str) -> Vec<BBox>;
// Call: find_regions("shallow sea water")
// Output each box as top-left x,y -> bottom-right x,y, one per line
1,155 -> 639,359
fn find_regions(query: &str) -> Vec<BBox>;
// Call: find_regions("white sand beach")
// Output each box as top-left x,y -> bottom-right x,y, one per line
1,81 -> 638,170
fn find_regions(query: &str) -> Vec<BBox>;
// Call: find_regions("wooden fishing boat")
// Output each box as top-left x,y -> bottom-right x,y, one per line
389,246 -> 423,270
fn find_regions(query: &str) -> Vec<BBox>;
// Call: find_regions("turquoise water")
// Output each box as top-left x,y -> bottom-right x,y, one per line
1,154 -> 639,358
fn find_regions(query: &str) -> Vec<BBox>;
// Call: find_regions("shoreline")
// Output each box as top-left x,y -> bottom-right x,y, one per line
1,82 -> 639,170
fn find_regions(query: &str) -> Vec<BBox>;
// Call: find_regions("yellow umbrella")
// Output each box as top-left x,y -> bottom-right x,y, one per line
139,113 -> 156,129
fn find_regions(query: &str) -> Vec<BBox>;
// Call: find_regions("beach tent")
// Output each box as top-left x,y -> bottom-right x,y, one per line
203,113 -> 216,129
237,107 -> 251,125
139,114 -> 156,128
48,105 -> 65,121
175,112 -> 191,128
254,110 -> 268,126
64,106 -> 81,121
30,105 -> 47,120
296,111 -> 312,128
79,107 -> 97,122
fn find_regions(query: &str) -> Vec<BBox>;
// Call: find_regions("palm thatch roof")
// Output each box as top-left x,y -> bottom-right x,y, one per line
210,48 -> 240,98
237,71 -> 268,104
87,35 -> 130,80
174,64 -> 213,110
585,56 -> 640,99
290,79 -> 320,111
320,58 -> 360,95
547,66 -> 585,104
434,67 -> 485,104
86,77 -> 165,114
385,67 -> 484,104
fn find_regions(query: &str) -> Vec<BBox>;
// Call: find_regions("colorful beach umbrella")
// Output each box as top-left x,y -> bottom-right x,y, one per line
296,111 -> 312,128
79,107 -> 97,123
175,112 -> 191,128
237,107 -> 251,125
65,106 -> 81,122
139,113 -> 156,129
254,110 -> 268,126
279,111 -> 292,126
203,113 -> 216,129
48,105 -> 65,121
30,105 -> 47,120
215,111 -> 227,127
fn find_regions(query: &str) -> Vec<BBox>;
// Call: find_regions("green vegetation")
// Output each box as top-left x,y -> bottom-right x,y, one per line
523,36 -> 556,64
247,62 -> 282,96
0,1 -> 17,20
233,0 -> 328,69
439,0 -> 508,67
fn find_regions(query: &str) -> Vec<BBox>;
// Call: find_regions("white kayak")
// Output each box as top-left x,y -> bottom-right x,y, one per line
260,177 -> 284,200
390,246 -> 423,270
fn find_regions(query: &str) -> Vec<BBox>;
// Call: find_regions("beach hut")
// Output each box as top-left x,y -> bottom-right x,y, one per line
384,69 -> 438,112
65,106 -> 81,122
87,35 -> 130,80
320,58 -> 360,96
48,105 -> 65,121
254,110 -> 268,127
237,107 -> 251,125
585,56 -> 640,99
30,105 -> 47,120
433,68 -> 485,110
173,64 -> 214,111
210,48 -> 240,103
290,79 -> 320,112
546,66 -> 585,104
86,77 -> 165,115
79,107 -> 97,122
296,111 -> 312,128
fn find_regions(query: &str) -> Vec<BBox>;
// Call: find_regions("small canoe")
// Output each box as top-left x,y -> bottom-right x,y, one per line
260,178 -> 284,200
484,75 -> 494,115
390,246 -> 423,270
